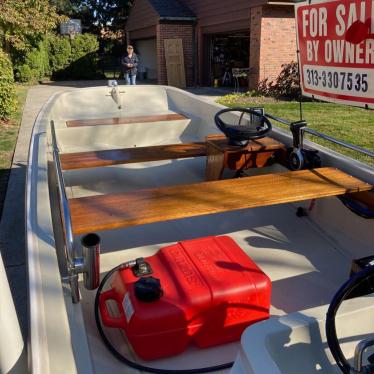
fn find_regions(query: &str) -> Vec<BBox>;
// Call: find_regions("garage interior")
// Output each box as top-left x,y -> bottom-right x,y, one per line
134,38 -> 158,82
206,31 -> 250,88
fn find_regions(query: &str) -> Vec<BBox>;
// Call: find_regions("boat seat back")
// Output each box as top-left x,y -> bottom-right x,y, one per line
54,117 -> 193,153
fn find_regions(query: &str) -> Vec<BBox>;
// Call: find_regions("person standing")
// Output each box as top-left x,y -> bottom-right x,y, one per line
122,45 -> 139,85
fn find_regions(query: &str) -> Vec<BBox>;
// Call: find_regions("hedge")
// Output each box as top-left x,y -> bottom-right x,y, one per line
47,34 -> 71,72
52,34 -> 102,80
70,34 -> 99,60
14,33 -> 102,82
0,51 -> 18,121
15,40 -> 50,82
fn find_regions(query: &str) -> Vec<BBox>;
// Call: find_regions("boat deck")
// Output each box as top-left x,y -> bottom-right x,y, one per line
79,200 -> 352,373
65,158 -> 356,373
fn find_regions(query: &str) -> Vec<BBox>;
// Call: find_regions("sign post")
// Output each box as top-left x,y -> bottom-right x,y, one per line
295,0 -> 374,108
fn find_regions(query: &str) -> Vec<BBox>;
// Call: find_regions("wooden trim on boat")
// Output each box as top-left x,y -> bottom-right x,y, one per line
69,167 -> 372,235
60,142 -> 207,170
205,135 -> 287,180
66,113 -> 188,127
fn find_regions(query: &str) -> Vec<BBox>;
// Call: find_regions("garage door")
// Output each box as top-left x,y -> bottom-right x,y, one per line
136,39 -> 157,80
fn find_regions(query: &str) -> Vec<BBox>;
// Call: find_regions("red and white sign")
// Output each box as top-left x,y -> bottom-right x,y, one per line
295,0 -> 374,108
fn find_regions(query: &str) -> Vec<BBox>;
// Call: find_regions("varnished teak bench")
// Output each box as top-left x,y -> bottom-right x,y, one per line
69,167 -> 372,235
60,142 -> 207,170
60,136 -> 285,171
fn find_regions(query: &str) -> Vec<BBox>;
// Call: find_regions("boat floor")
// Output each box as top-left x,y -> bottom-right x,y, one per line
68,157 -> 353,373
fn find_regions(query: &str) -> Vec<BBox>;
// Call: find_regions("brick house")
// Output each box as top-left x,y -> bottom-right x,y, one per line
126,0 -> 297,89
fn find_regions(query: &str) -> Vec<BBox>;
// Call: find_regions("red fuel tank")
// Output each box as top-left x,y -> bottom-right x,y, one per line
99,236 -> 271,360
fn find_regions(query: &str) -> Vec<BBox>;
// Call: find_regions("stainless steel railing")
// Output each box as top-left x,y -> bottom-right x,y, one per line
50,120 -> 100,303
265,113 -> 374,158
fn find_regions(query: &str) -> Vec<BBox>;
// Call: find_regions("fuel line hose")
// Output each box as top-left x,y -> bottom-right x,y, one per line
94,263 -> 234,373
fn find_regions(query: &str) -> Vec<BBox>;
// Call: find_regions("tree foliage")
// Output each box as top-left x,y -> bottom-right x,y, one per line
67,0 -> 133,35
0,0 -> 63,54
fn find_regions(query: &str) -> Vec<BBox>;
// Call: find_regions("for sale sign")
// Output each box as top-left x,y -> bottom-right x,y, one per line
295,0 -> 374,108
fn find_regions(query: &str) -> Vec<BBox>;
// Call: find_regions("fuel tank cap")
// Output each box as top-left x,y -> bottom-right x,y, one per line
134,276 -> 163,302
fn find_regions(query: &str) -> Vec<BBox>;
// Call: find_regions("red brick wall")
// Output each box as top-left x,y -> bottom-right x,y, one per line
249,6 -> 262,90
156,23 -> 194,86
249,5 -> 296,90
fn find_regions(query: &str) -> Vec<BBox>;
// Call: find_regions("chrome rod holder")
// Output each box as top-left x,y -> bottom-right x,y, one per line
51,120 -> 101,303
81,233 -> 100,290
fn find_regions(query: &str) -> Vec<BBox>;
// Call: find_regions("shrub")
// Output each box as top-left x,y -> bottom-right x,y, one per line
52,33 -> 103,80
25,42 -> 50,78
258,61 -> 301,99
0,51 -> 18,121
66,52 -> 101,79
14,32 -> 103,82
14,40 -> 50,82
70,34 -> 99,60
46,34 -> 71,72
15,64 -> 35,83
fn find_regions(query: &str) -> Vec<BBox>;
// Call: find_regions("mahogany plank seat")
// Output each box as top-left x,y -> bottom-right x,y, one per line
69,167 -> 372,235
66,113 -> 188,127
60,136 -> 286,171
60,142 -> 207,170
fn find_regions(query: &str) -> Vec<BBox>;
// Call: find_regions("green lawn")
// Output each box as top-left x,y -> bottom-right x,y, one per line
0,84 -> 29,218
217,94 -> 374,167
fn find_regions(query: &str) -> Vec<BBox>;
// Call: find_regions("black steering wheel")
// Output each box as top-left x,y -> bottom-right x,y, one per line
214,107 -> 272,146
326,266 -> 374,373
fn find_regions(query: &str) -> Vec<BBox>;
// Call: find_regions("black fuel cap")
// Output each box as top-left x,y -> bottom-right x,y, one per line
134,276 -> 163,302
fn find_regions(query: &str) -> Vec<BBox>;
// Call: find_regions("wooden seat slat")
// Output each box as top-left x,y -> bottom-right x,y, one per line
69,167 -> 372,235
66,113 -> 188,127
60,142 -> 207,170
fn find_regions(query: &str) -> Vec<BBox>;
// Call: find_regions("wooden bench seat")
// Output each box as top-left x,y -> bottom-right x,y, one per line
66,113 -> 188,128
60,136 -> 286,170
60,142 -> 206,170
69,167 -> 372,235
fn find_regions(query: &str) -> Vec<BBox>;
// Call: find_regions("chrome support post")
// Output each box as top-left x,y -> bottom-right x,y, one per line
354,338 -> 374,373
51,121 -> 101,303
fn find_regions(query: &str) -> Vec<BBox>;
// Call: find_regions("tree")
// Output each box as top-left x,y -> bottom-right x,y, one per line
0,0 -> 63,54
50,0 -> 75,16
69,0 -> 133,35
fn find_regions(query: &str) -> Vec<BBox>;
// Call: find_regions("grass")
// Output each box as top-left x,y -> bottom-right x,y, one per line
217,94 -> 374,167
0,84 -> 29,218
